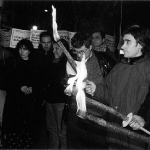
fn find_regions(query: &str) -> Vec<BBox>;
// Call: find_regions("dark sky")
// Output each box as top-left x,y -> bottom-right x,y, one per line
121,1 -> 150,30
2,0 -> 150,36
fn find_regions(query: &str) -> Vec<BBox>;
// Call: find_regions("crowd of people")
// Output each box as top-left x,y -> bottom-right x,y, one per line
0,24 -> 150,150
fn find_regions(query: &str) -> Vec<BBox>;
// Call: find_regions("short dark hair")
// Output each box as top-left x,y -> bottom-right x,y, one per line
40,31 -> 52,42
16,39 -> 34,52
122,25 -> 150,53
92,30 -> 105,39
71,31 -> 92,49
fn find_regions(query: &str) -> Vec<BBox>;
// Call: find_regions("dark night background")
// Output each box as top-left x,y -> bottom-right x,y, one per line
1,0 -> 150,41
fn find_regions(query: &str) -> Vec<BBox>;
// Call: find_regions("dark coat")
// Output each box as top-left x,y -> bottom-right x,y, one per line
33,47 -> 68,104
94,49 -> 118,77
2,57 -> 37,133
43,55 -> 68,103
94,54 -> 150,149
0,50 -> 15,90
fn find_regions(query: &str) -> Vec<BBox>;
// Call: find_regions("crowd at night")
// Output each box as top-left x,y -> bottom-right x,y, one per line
0,0 -> 150,149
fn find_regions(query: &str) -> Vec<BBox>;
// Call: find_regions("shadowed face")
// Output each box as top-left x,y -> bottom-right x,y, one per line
40,36 -> 52,52
92,32 -> 105,47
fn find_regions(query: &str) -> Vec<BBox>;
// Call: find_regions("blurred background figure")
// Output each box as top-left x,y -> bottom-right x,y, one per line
0,45 -> 14,125
91,30 -> 119,77
0,45 -> 15,148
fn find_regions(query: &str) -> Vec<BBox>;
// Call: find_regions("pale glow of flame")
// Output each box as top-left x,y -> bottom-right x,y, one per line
65,75 -> 78,95
76,54 -> 87,112
66,54 -> 87,113
52,5 -> 60,41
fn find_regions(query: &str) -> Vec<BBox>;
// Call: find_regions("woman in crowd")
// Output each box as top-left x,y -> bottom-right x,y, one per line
2,39 -> 37,149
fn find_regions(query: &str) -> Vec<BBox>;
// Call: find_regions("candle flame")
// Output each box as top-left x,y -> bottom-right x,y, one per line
52,5 -> 60,41
65,54 -> 87,114
76,54 -> 87,113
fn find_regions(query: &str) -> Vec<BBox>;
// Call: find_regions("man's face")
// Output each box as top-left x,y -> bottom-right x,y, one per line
92,32 -> 105,47
121,34 -> 142,58
72,45 -> 91,61
40,36 -> 52,52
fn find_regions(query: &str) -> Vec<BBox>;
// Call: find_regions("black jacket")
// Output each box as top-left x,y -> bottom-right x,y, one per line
43,55 -> 68,103
94,49 -> 118,77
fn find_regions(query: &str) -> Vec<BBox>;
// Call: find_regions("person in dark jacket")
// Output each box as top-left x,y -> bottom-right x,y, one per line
37,31 -> 68,149
0,46 -> 15,125
91,30 -> 119,77
2,39 -> 37,149
85,25 -> 150,149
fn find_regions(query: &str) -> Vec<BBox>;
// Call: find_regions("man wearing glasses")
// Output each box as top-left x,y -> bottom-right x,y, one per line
66,31 -> 107,149
72,46 -> 89,61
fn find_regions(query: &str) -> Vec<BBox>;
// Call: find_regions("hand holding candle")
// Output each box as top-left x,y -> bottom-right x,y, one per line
85,80 -> 96,96
123,113 -> 150,135
129,115 -> 145,130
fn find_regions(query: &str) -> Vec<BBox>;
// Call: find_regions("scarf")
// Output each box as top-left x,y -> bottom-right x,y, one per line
92,42 -> 107,52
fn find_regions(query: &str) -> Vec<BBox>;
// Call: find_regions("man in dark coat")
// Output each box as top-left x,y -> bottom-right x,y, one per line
36,32 -> 68,149
85,25 -> 150,149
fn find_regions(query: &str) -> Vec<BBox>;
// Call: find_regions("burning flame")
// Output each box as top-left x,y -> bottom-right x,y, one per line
65,54 -> 87,114
76,55 -> 87,113
52,5 -> 87,116
52,5 -> 60,41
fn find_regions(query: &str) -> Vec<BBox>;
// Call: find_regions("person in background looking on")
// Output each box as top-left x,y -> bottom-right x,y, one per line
66,31 -> 107,149
34,31 -> 53,68
33,32 -> 53,110
2,39 -> 37,149
32,31 -> 53,148
91,30 -> 119,76
85,25 -> 150,149
0,46 -> 14,125
0,46 -> 15,148
38,31 -> 68,149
